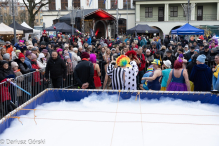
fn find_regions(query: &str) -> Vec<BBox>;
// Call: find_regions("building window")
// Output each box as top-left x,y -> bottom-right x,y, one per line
4,13 -> 7,16
40,19 -> 43,23
145,7 -> 153,18
123,0 -> 130,9
40,13 -> 43,17
49,0 -> 56,10
170,6 -> 178,17
74,0 -> 80,8
61,0 -> 68,10
111,0 -> 118,9
35,19 -> 38,22
98,0 -> 105,9
4,7 -> 6,11
20,7 -> 25,10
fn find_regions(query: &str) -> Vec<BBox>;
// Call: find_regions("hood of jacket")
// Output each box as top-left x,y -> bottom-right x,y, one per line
193,64 -> 209,71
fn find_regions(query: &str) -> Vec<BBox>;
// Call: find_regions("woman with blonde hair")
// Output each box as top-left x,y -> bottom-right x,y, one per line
103,48 -> 111,72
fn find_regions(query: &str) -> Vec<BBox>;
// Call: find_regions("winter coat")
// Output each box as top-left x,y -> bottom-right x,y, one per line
87,37 -> 91,45
45,57 -> 67,79
140,39 -> 147,47
0,66 -> 15,82
163,56 -> 176,69
69,51 -> 81,70
74,60 -> 95,89
24,57 -> 32,69
31,61 -> 41,85
137,54 -> 146,71
40,36 -> 49,45
200,51 -> 211,62
37,59 -> 47,70
145,54 -> 154,63
14,59 -> 36,74
32,38 -> 38,45
14,43 -> 27,52
4,45 -> 13,55
0,79 -> 11,102
14,70 -> 24,97
190,64 -> 212,91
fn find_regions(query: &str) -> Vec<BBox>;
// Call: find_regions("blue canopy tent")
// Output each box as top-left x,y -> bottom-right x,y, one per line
171,23 -> 204,35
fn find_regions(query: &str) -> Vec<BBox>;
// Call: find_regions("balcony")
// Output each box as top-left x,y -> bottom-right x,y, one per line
139,14 -> 217,22
140,15 -> 165,22
194,14 -> 217,21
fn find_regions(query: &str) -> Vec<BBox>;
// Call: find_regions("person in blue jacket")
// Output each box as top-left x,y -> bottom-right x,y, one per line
140,37 -> 147,47
87,36 -> 91,45
190,54 -> 212,91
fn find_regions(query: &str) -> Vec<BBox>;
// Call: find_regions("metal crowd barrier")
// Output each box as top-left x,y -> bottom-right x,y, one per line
0,61 -> 79,119
0,81 -> 17,119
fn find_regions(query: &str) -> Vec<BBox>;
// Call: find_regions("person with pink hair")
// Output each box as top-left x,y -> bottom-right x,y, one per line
90,54 -> 102,89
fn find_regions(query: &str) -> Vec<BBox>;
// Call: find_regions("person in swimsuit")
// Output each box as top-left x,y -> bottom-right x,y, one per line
90,54 -> 102,89
142,59 -> 162,90
166,59 -> 190,91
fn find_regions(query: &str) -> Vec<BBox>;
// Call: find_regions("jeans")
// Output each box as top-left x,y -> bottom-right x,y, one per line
52,77 -> 63,88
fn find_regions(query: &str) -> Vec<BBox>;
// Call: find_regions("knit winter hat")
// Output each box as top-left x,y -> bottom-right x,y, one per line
16,50 -> 21,53
3,53 -> 10,60
26,50 -> 32,56
81,52 -> 90,59
196,54 -> 206,63
31,53 -> 37,60
57,48 -> 63,53
11,61 -> 18,68
42,49 -> 48,54
18,53 -> 25,59
38,53 -> 45,59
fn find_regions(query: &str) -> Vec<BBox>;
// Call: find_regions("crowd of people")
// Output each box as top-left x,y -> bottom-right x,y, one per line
1,31 -> 219,115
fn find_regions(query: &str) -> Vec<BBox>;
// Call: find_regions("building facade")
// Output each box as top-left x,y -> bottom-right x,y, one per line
42,0 -> 136,38
134,0 -> 219,37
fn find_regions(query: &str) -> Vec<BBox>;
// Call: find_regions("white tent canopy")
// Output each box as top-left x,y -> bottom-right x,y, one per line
0,23 -> 23,34
21,22 -> 41,40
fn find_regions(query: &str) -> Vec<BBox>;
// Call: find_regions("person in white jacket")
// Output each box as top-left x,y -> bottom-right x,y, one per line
69,47 -> 81,70
37,53 -> 47,70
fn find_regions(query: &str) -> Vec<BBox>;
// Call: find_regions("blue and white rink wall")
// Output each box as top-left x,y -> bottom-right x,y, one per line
0,89 -> 219,146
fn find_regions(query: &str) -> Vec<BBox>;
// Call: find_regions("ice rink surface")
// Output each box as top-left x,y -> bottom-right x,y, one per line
1,93 -> 219,146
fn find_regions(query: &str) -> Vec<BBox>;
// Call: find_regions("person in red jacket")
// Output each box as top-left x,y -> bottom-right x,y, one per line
30,53 -> 41,96
137,47 -> 146,87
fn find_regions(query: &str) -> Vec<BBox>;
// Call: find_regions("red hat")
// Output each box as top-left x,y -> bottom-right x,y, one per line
42,30 -> 47,35
81,52 -> 90,59
18,53 -> 25,59
125,50 -> 137,57
199,35 -> 204,40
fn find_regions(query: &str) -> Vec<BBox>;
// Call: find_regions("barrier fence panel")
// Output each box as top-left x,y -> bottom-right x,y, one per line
0,81 -> 17,119
14,69 -> 46,107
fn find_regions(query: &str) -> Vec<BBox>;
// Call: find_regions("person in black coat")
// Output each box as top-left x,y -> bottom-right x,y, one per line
40,31 -> 49,46
74,52 -> 95,89
163,50 -> 176,68
186,54 -> 199,77
45,51 -> 67,88
185,46 -> 195,61
0,61 -> 15,82
14,53 -> 36,75
200,46 -> 211,62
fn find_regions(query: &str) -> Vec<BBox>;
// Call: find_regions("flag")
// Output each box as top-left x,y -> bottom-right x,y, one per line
89,0 -> 93,7
115,0 -> 117,5
104,0 -> 106,4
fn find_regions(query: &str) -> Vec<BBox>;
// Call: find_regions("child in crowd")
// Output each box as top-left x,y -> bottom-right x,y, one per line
11,62 -> 24,106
